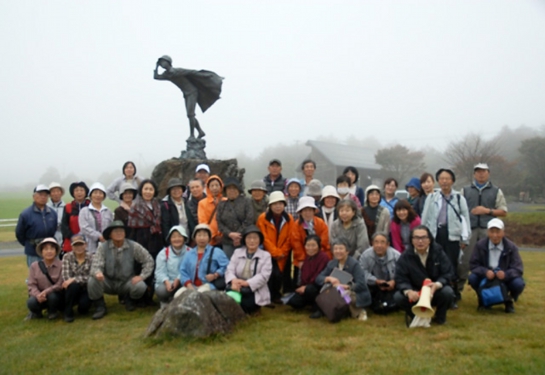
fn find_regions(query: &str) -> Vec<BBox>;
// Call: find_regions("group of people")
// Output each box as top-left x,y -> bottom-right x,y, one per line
16,158 -> 525,326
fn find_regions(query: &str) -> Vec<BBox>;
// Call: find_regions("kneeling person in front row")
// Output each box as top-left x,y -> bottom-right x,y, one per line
469,218 -> 525,313
26,238 -> 63,320
88,221 -> 154,319
394,225 -> 456,325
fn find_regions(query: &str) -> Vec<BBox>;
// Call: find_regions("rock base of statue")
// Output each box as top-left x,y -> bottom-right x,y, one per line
151,157 -> 245,198
145,290 -> 246,338
180,136 -> 206,160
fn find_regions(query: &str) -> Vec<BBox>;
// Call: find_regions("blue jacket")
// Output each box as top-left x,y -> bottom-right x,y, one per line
16,204 -> 58,257
154,245 -> 190,289
380,197 -> 399,219
179,244 -> 229,290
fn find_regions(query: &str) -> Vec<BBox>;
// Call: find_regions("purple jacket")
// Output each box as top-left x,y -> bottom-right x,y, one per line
469,237 -> 523,283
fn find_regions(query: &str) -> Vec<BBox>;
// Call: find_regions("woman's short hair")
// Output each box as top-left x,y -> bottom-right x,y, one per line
304,234 -> 321,249
336,175 -> 351,186
336,199 -> 358,215
393,199 -> 418,224
343,166 -> 359,183
122,161 -> 136,176
383,178 -> 398,188
137,179 -> 158,198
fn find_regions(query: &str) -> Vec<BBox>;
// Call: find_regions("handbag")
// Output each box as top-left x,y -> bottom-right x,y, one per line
478,277 -> 510,307
207,247 -> 226,290
315,285 -> 349,323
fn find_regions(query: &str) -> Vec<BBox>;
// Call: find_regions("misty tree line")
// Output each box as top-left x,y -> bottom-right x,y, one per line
34,125 -> 545,199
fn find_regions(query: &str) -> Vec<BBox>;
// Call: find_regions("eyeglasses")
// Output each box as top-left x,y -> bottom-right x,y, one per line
412,236 -> 429,242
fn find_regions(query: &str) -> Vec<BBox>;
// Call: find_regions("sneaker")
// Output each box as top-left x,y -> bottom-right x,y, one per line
432,316 -> 447,325
64,315 -> 75,323
309,310 -> 323,319
24,312 -> 43,321
357,310 -> 368,321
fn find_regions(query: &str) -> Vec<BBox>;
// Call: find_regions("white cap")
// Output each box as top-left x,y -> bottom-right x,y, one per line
474,163 -> 489,170
48,182 -> 65,195
34,184 -> 50,193
195,164 -> 210,174
487,218 -> 504,230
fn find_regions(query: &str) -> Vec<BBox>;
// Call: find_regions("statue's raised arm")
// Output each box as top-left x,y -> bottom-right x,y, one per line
154,55 -> 223,139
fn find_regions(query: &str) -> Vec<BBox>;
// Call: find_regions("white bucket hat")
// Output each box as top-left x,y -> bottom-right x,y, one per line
268,191 -> 286,205
48,182 -> 65,195
320,185 -> 340,202
296,196 -> 317,212
89,182 -> 107,197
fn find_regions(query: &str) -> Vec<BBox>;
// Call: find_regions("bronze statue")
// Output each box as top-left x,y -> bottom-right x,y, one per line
154,55 -> 223,139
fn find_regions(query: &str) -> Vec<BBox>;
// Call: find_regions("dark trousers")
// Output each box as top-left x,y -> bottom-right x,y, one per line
282,250 -> 296,294
394,286 -> 455,322
287,284 -> 320,310
268,258 -> 283,300
27,291 -> 63,314
468,274 -> 525,302
436,226 -> 461,298
64,282 -> 91,315
240,289 -> 260,314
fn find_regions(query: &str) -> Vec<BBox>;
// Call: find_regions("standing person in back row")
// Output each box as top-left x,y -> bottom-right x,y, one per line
380,178 -> 399,219
459,163 -> 508,294
263,159 -> 286,194
16,185 -> 58,267
421,168 -> 471,308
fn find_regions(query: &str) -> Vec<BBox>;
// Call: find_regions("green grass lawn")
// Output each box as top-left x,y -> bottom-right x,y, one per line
1,252 -> 544,375
0,192 -> 118,243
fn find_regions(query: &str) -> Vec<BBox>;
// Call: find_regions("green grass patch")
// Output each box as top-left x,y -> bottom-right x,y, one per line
0,192 -> 118,243
504,211 -> 545,226
1,253 -> 545,374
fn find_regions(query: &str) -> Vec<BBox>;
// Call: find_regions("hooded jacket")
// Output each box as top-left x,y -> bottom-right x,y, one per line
197,175 -> 226,245
256,210 -> 293,272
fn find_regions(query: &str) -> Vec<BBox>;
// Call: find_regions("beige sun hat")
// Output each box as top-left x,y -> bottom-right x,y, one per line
320,185 -> 340,202
268,191 -> 286,205
36,237 -> 61,257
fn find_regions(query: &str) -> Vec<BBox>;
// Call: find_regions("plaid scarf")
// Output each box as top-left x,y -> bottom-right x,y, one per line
128,197 -> 162,235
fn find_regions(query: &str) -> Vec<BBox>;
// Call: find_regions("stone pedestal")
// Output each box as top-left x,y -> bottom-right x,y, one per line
151,157 -> 245,198
180,137 -> 207,160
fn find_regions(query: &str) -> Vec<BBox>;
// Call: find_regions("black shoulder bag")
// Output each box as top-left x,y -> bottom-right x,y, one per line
38,261 -> 55,285
207,247 -> 226,290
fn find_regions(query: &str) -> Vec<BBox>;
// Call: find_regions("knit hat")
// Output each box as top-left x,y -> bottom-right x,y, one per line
306,179 -> 322,197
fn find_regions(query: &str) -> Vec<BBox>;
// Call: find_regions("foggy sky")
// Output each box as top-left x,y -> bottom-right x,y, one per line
1,1 -> 544,186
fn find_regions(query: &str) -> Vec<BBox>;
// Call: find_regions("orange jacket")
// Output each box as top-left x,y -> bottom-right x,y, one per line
292,216 -> 331,265
198,175 -> 226,245
256,211 -> 293,272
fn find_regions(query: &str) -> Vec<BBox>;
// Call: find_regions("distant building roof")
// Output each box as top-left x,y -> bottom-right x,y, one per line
306,140 -> 381,170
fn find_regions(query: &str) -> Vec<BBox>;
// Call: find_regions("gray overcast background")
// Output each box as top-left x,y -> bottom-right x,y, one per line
1,1 -> 544,186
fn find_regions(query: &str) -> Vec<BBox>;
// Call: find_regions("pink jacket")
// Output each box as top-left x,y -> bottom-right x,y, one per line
390,217 -> 421,253
225,247 -> 272,306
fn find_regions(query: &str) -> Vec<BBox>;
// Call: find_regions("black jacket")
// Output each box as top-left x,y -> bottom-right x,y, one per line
160,197 -> 197,243
469,237 -> 523,283
395,242 -> 454,292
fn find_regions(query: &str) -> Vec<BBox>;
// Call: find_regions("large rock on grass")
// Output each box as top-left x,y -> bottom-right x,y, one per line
145,290 -> 246,338
151,158 -> 245,198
